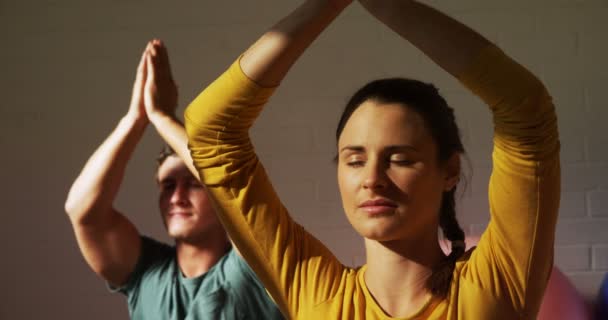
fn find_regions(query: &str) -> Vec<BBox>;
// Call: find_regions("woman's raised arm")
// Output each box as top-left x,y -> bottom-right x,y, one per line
359,1 -> 560,316
358,0 -> 490,76
240,0 -> 352,86
185,1 -> 354,318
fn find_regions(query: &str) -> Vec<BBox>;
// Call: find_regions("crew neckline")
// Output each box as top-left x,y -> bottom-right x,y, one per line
357,265 -> 440,320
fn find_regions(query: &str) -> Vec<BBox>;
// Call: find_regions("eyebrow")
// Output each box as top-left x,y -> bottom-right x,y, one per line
339,145 -> 365,154
158,177 -> 175,185
339,145 -> 418,154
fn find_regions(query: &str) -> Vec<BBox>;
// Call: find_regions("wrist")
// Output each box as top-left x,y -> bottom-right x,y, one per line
322,0 -> 353,12
122,112 -> 149,129
147,110 -> 177,125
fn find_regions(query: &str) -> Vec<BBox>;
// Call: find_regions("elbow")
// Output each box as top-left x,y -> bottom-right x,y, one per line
183,114 -> 212,151
64,195 -> 86,224
64,192 -> 99,225
512,82 -> 558,137
183,110 -> 201,142
531,85 -> 559,141
65,180 -> 85,220
183,114 -> 197,140
495,89 -> 560,160
64,191 -> 79,218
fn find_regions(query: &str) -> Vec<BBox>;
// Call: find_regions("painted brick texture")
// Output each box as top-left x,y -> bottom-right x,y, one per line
1,0 -> 606,319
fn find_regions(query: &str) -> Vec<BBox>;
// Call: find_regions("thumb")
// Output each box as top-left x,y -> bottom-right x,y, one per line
133,47 -> 148,90
130,49 -> 148,107
143,53 -> 156,108
145,52 -> 157,84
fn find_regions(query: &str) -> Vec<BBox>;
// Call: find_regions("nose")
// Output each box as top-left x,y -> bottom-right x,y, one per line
170,182 -> 190,205
362,159 -> 388,190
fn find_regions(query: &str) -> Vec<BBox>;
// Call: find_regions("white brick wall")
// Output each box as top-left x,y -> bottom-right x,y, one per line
593,245 -> 608,270
555,245 -> 591,272
589,190 -> 608,217
1,0 -> 607,318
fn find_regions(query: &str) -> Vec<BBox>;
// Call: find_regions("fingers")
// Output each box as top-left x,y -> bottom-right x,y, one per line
133,44 -> 149,87
145,48 -> 156,82
147,39 -> 173,80
142,46 -> 157,115
129,43 -> 150,108
155,40 -> 172,74
136,47 -> 147,75
142,38 -> 178,116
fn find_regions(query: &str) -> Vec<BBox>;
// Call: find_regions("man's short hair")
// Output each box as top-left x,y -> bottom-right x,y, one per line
156,144 -> 177,167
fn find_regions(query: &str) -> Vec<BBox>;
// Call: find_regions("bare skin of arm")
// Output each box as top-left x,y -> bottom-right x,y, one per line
144,40 -> 251,258
227,0 -> 356,264
64,47 -> 151,286
239,0 -> 353,87
359,1 -> 559,317
143,40 -> 199,180
357,0 -> 490,76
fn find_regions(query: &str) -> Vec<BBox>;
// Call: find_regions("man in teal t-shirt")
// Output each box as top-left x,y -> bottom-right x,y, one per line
65,39 -> 283,320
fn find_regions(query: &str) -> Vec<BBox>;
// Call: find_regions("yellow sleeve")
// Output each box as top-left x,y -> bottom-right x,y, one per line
184,59 -> 345,319
457,45 -> 560,317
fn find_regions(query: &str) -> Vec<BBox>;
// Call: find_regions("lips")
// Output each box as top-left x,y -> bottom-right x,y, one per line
168,211 -> 192,218
359,198 -> 397,215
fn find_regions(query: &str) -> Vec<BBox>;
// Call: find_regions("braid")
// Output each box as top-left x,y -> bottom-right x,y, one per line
427,188 -> 465,298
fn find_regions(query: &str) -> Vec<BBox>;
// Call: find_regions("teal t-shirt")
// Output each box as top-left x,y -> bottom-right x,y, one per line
111,236 -> 283,320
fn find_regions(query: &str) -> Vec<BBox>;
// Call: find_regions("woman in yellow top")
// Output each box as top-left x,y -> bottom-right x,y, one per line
185,0 -> 560,319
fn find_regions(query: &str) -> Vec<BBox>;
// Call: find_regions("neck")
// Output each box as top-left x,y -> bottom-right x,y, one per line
363,231 -> 445,317
175,231 -> 230,278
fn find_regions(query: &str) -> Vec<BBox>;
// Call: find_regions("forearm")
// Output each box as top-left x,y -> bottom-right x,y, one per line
185,55 -> 345,320
148,113 -> 199,180
240,0 -> 351,86
358,0 -> 490,76
361,1 -> 556,145
185,0 -> 353,166
65,115 -> 147,224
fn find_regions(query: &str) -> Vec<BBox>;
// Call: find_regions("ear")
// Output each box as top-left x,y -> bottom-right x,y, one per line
443,154 -> 461,192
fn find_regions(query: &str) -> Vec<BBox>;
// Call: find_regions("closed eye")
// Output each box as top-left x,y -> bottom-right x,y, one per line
346,160 -> 365,167
159,181 -> 176,191
390,159 -> 414,166
189,180 -> 204,189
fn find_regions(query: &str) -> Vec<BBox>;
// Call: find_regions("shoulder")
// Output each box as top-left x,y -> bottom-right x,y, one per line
129,237 -> 176,286
138,236 -> 175,268
134,237 -> 175,279
213,248 -> 253,283
111,236 -> 176,297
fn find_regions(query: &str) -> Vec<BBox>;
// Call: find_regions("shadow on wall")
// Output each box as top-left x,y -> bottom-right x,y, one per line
440,236 -> 592,320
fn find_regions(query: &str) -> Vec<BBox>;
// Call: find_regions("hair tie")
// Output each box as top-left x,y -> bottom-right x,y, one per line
451,240 -> 465,251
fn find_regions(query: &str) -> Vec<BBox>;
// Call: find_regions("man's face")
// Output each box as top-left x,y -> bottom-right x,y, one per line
157,155 -> 223,242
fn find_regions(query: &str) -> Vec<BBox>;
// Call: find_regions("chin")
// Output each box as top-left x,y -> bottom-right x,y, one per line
353,226 -> 393,242
170,233 -> 200,244
352,219 -> 407,242
361,231 -> 399,242
167,226 -> 193,240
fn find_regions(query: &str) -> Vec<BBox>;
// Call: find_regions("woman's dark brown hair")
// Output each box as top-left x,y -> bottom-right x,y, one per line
336,78 -> 466,298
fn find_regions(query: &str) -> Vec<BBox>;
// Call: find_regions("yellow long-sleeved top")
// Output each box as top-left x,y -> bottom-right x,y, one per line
185,45 -> 560,320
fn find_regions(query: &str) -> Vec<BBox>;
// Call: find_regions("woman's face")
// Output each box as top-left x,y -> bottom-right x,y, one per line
337,100 -> 458,242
